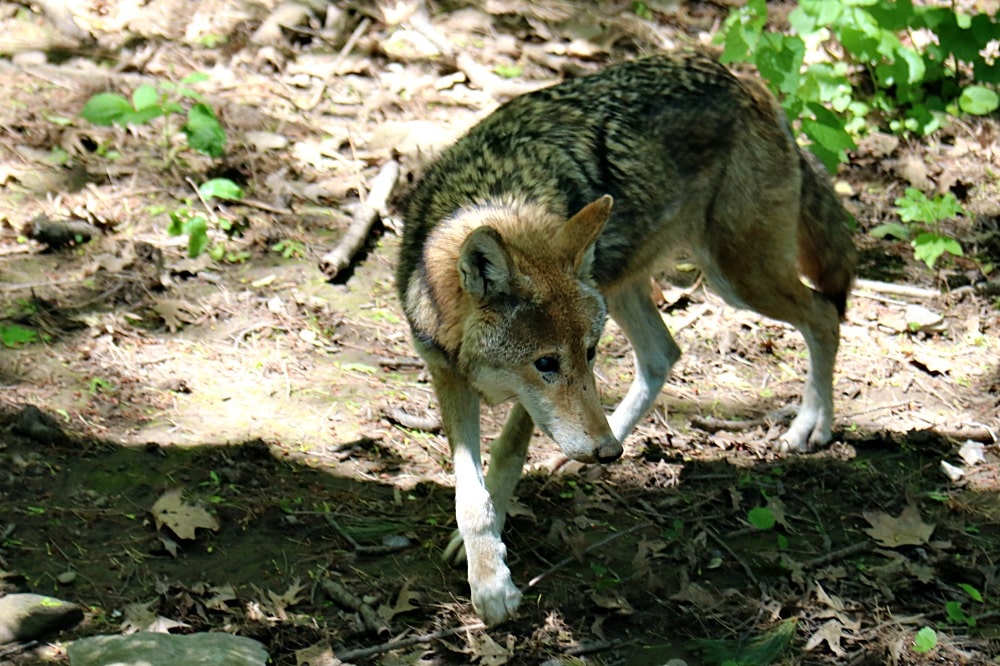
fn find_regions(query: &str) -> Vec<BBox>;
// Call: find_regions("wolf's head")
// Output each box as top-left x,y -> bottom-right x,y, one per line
455,196 -> 623,464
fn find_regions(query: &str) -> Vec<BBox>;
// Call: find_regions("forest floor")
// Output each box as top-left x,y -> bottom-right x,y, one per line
1,1 -> 999,664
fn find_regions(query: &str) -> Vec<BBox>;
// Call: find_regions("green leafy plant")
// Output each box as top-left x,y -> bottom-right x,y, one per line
871,188 -> 965,268
87,377 -> 112,395
80,73 -> 226,162
493,64 -> 523,79
747,506 -> 776,530
0,324 -> 38,348
717,0 -> 1000,168
912,626 -> 937,654
167,178 -> 245,259
271,239 -> 307,259
944,583 -> 985,628
632,1 -> 653,20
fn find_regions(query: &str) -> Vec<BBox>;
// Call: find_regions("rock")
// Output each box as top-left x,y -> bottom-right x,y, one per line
13,404 -> 67,445
0,593 -> 83,643
68,632 -> 269,666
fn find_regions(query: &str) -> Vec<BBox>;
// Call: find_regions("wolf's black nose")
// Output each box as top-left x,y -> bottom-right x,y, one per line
595,436 -> 623,464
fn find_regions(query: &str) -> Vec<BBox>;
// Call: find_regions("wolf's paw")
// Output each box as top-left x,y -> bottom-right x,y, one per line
442,529 -> 466,565
471,571 -> 522,626
776,406 -> 831,453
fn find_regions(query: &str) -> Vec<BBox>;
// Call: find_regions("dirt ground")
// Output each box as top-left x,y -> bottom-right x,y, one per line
1,1 -> 999,664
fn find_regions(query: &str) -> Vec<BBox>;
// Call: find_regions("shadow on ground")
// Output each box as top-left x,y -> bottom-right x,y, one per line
2,403 -> 999,665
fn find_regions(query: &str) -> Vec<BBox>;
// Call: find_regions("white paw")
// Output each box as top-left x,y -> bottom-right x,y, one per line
776,406 -> 831,452
442,529 -> 466,565
471,570 -> 522,625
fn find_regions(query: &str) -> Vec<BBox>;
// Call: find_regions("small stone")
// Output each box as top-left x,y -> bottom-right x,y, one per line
940,460 -> 965,482
56,571 -> 77,585
381,534 -> 411,549
958,440 -> 986,467
0,593 -> 83,643
68,632 -> 268,665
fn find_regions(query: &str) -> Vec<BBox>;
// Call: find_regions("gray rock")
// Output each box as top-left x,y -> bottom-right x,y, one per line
0,593 -> 83,643
68,632 -> 269,666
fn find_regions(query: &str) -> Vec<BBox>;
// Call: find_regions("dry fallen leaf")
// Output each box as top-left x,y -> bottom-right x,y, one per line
378,579 -> 421,622
804,618 -> 848,656
465,631 -> 514,666
295,642 -> 338,666
151,489 -> 220,540
863,504 -> 935,547
268,578 -> 307,616
152,298 -> 201,333
205,583 -> 237,611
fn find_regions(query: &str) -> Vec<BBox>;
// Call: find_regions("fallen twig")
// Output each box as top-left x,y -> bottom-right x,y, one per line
323,514 -> 410,556
319,579 -> 387,635
300,16 -> 371,111
932,424 -> 998,444
706,527 -> 758,584
853,278 -> 940,300
383,407 -> 441,433
335,622 -> 486,661
0,641 -> 38,659
527,523 -> 651,589
803,540 -> 874,569
319,159 -> 400,280
690,414 -> 769,433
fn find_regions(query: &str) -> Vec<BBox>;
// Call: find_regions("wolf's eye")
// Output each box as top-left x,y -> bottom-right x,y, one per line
586,345 -> 597,362
534,356 -> 560,374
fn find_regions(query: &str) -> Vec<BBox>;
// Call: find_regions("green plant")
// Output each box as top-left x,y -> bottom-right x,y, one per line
747,506 -> 776,530
0,323 -> 38,348
87,377 -> 112,395
717,0 -> 1000,168
271,239 -> 307,259
493,64 -> 523,79
871,188 -> 965,268
912,627 -> 937,654
589,561 -> 621,591
167,178 -> 245,259
80,73 -> 226,162
632,1 -> 653,20
944,583 -> 985,628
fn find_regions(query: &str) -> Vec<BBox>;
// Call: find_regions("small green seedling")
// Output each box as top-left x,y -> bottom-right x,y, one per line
167,178 -> 245,259
80,73 -> 226,162
870,188 -> 966,269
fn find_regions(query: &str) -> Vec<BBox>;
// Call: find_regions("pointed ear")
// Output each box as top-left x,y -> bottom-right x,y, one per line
557,195 -> 613,273
458,226 -> 516,301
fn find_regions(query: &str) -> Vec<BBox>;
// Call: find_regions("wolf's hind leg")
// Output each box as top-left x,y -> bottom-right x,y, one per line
606,279 -> 682,443
704,210 -> 841,452
775,302 -> 839,452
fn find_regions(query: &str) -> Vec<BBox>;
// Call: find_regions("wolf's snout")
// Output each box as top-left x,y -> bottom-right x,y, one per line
595,436 -> 623,464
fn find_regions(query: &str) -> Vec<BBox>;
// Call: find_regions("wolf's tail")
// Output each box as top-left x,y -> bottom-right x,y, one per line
796,150 -> 856,318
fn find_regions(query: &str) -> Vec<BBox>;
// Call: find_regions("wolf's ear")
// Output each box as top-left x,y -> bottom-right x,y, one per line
558,195 -> 613,274
458,226 -> 516,301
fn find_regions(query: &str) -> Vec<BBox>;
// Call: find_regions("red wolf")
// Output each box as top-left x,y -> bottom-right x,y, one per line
397,50 -> 855,624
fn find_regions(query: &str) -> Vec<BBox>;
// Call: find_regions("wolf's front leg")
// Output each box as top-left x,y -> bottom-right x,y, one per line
433,369 -> 521,625
444,404 -> 535,564
454,464 -> 522,625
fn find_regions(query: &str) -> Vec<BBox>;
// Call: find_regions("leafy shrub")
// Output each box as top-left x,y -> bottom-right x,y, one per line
717,0 -> 1000,169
